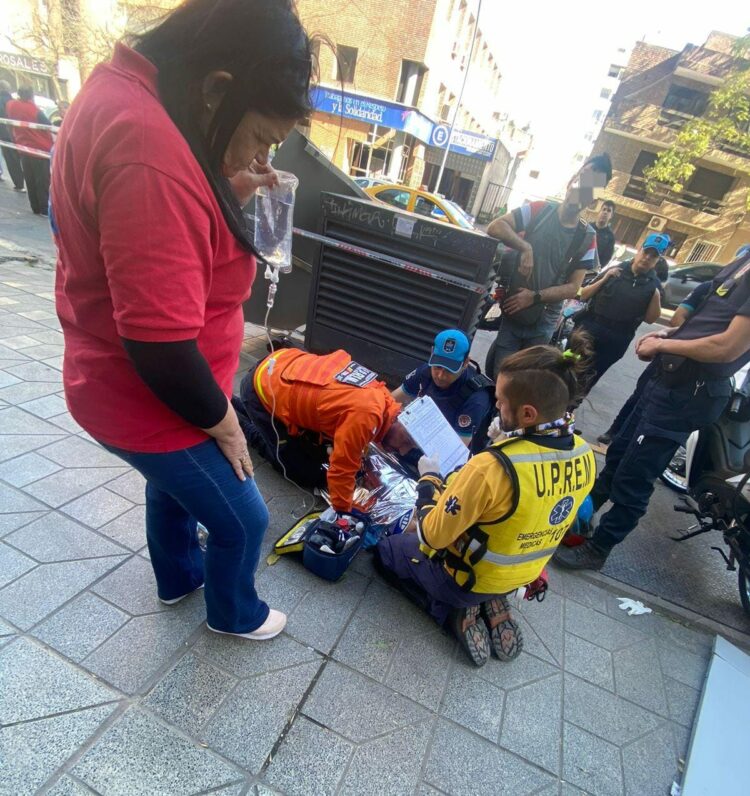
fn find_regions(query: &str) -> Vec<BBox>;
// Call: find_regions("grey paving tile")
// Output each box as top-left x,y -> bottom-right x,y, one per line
23,467 -> 128,508
384,629 -> 456,710
92,555 -> 168,615
0,433 -> 65,462
0,541 -> 36,588
664,675 -> 701,728
18,328 -> 64,345
204,660 -> 321,773
303,661 -> 430,742
564,673 -> 662,745
98,505 -> 146,550
0,556 -> 126,630
0,637 -> 117,724
565,598 -> 647,651
0,481 -> 49,512
0,511 -> 45,537
501,674 -> 562,775
47,411 -> 83,433
73,707 -> 243,795
671,720 -> 693,759
0,451 -> 61,486
424,718 -> 555,796
515,590 -> 564,664
332,617 -> 399,682
254,565 -> 308,615
106,469 -> 147,504
5,512 -> 127,561
61,487 -> 134,528
0,618 -> 15,637
252,460 -> 307,498
657,641 -> 709,690
32,592 -> 129,662
285,569 -> 368,653
622,724 -> 679,796
19,343 -> 65,361
354,579 -> 439,637
263,715 -> 353,795
441,665 -> 505,742
339,720 -> 433,796
554,570 -> 613,612
0,380 -> 62,403
613,639 -> 669,716
40,435 -> 125,468
0,370 -> 20,389
143,652 -> 237,735
19,393 -> 68,419
194,627 -> 320,678
0,704 -> 115,796
564,632 -> 615,691
479,650 -> 560,691
560,785 -> 588,796
649,616 -> 713,658
562,722 -> 623,796
0,333 -> 41,349
44,775 -> 96,795
82,594 -> 206,694
5,360 -> 62,382
518,619 -> 560,666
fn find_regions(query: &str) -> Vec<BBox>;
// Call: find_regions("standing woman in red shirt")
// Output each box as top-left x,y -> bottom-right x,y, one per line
50,0 -> 313,640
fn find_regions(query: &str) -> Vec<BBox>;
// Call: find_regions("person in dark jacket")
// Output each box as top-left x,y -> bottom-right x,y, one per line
573,232 -> 667,394
592,200 -> 616,266
0,81 -> 25,192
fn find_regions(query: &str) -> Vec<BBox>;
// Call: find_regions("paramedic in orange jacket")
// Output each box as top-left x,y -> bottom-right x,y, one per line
236,348 -> 414,512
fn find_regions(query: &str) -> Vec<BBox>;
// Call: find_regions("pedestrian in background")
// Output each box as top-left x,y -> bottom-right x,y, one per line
6,85 -> 53,215
592,199 -> 616,266
51,0 -> 314,641
0,81 -> 26,193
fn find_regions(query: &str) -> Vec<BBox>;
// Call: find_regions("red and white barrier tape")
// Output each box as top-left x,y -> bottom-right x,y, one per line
0,116 -> 57,133
0,140 -> 51,159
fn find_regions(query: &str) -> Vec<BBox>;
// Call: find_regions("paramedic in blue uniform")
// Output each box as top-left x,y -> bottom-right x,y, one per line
556,247 -> 750,571
392,329 -> 493,452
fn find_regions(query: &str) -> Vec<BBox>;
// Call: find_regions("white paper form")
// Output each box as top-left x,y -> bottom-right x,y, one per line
398,396 -> 470,478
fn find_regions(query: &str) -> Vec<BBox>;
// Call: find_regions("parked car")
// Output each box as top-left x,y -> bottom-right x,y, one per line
353,176 -> 390,189
663,261 -> 722,309
365,183 -> 474,229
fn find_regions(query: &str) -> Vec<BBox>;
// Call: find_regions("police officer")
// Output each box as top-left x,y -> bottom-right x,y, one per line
574,233 -> 667,394
392,329 -> 494,452
556,247 -> 750,571
376,345 -> 595,666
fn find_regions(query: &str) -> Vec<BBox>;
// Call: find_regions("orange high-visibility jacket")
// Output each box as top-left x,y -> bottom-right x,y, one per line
253,348 -> 401,512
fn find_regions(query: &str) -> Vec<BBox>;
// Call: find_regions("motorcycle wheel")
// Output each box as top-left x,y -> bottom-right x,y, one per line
659,445 -> 688,493
739,566 -> 750,617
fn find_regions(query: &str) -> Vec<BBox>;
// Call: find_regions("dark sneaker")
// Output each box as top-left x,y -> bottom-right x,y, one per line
553,540 -> 610,570
450,604 -> 490,667
596,431 -> 612,446
482,596 -> 524,661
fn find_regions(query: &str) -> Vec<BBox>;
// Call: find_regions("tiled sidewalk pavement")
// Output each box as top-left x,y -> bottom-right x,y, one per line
0,258 -> 715,796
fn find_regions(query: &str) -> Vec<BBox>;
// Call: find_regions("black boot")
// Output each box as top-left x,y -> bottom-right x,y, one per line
553,539 -> 610,570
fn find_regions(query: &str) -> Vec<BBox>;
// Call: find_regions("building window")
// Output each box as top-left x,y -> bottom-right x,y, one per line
396,60 -> 426,106
335,45 -> 358,84
607,64 -> 622,79
600,87 -> 612,100
663,230 -> 687,257
612,215 -> 647,247
310,38 -> 321,68
592,109 -> 604,123
662,85 -> 709,117
623,150 -> 658,201
348,129 -> 394,178
686,240 -> 721,262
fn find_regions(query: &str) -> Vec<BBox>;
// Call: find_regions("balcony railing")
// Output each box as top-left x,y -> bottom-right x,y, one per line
622,175 -> 727,216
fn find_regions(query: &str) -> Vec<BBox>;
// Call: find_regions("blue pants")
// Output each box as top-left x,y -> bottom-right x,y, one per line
103,439 -> 270,634
485,311 -> 559,380
591,373 -> 730,551
576,318 -> 633,392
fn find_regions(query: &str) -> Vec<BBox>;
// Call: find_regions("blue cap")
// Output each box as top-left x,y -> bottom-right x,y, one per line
429,329 -> 470,373
642,233 -> 671,255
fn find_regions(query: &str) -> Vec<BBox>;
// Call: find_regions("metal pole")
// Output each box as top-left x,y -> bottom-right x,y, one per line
434,0 -> 482,195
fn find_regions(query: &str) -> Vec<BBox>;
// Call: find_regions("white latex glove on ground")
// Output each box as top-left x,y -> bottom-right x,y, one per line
487,416 -> 503,442
418,453 -> 441,476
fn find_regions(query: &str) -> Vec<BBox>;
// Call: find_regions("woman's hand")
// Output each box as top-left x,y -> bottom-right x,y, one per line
230,159 -> 280,207
205,404 -> 254,480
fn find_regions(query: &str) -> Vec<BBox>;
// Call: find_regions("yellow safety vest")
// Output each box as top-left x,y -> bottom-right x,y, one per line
443,435 -> 596,594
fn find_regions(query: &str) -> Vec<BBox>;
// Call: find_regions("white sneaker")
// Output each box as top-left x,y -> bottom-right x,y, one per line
159,583 -> 204,605
207,609 -> 287,640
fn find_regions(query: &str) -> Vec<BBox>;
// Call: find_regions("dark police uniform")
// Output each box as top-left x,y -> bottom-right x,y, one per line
589,253 -> 750,552
401,364 -> 493,448
575,260 -> 661,390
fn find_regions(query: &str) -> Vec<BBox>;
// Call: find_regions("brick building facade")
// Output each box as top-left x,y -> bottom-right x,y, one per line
587,33 -> 750,264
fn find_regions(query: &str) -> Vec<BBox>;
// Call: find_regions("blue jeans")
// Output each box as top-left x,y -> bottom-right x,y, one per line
102,439 -> 270,634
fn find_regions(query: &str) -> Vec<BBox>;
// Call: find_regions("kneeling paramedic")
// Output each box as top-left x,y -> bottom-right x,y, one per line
392,329 -> 494,453
236,348 -> 414,514
375,346 -> 596,666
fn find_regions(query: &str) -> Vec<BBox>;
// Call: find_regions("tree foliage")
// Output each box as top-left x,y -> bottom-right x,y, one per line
644,34 -> 750,210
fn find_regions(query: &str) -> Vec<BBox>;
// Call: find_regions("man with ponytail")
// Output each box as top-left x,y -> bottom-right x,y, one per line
375,342 -> 596,667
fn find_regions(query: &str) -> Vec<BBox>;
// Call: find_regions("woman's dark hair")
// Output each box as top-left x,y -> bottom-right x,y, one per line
132,0 -> 313,252
498,333 -> 594,419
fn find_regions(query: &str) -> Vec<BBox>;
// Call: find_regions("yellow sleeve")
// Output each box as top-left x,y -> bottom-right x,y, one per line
417,457 -> 497,551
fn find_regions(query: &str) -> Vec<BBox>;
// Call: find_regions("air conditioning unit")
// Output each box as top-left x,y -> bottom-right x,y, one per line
648,215 -> 667,231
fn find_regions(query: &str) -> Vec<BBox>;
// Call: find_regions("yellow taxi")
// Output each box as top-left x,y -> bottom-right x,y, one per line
364,183 -> 474,229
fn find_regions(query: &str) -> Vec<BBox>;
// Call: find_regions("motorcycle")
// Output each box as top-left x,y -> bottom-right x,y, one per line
668,363 -> 750,616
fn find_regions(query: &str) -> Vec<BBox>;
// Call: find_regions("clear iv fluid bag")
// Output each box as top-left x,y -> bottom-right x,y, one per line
254,170 -> 299,274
